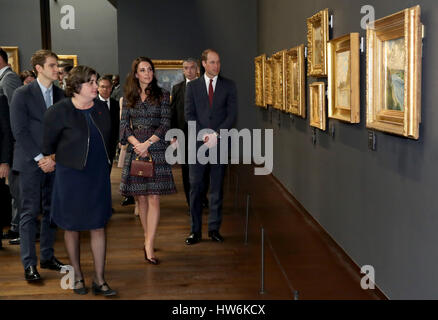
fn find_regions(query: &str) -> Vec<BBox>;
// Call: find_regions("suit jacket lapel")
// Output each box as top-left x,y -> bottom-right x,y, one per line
30,80 -> 48,114
212,76 -> 223,108
197,77 -> 209,108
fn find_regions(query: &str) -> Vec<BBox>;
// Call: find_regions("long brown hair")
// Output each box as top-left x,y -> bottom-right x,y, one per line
124,57 -> 163,108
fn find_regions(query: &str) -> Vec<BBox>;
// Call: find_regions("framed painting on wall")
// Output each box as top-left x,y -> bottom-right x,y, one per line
309,82 -> 326,130
307,8 -> 329,77
366,5 -> 423,139
264,57 -> 273,105
272,50 -> 286,110
254,54 -> 266,108
285,44 -> 305,117
58,55 -> 78,67
152,59 -> 184,95
2,46 -> 20,74
327,33 -> 360,123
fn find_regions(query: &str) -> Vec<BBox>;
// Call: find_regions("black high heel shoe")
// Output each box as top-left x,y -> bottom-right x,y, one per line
144,246 -> 160,265
92,281 -> 117,296
73,279 -> 88,295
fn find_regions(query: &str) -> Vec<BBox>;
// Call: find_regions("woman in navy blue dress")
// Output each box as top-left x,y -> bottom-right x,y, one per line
43,66 -> 116,296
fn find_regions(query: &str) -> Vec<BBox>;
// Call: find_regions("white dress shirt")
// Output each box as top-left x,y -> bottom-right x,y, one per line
99,94 -> 111,110
204,74 -> 218,95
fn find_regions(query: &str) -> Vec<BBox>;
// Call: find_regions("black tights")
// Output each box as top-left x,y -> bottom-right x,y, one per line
64,228 -> 107,286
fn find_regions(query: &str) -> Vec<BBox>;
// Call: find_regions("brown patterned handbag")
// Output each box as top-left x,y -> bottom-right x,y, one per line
130,155 -> 154,177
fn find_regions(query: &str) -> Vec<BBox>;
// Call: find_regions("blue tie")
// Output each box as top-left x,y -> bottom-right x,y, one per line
44,89 -> 52,108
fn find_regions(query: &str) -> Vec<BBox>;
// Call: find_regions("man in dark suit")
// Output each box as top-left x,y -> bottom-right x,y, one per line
184,49 -> 237,244
0,48 -> 22,242
0,94 -> 13,248
171,58 -> 209,214
10,50 -> 65,281
97,74 -> 120,171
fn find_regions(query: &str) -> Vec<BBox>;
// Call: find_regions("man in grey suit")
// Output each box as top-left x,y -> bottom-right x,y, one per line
0,48 -> 22,242
184,49 -> 237,245
10,50 -> 65,281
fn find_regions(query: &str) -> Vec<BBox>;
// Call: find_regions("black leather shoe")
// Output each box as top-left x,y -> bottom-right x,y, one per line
73,279 -> 89,295
24,266 -> 41,281
92,281 -> 117,296
3,230 -> 19,239
185,233 -> 201,245
8,237 -> 20,245
40,257 -> 65,271
121,196 -> 135,206
208,230 -> 224,242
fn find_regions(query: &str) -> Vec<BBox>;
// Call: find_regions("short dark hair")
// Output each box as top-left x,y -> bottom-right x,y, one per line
63,64 -> 74,73
65,65 -> 97,97
97,74 -> 113,85
31,50 -> 58,75
20,70 -> 36,83
183,58 -> 199,67
0,48 -> 8,64
201,49 -> 219,62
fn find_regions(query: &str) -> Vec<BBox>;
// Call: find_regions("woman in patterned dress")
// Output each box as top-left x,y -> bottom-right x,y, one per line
120,57 -> 176,264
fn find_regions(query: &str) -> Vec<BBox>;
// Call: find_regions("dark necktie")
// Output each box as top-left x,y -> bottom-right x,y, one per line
208,78 -> 214,107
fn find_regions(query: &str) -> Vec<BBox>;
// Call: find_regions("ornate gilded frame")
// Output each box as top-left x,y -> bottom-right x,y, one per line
58,54 -> 78,67
264,57 -> 273,105
2,46 -> 20,74
309,82 -> 326,130
254,54 -> 266,108
285,44 -> 306,117
328,33 -> 360,123
366,6 -> 423,139
307,8 -> 329,77
272,50 -> 286,110
152,59 -> 184,95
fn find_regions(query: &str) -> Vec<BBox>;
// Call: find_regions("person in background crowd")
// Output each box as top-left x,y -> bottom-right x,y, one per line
20,70 -> 36,85
111,74 -> 122,102
0,47 -> 22,244
97,74 -> 120,171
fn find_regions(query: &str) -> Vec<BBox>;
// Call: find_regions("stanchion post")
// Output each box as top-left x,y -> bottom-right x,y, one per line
244,194 -> 250,245
234,174 -> 239,213
260,227 -> 265,295
294,290 -> 299,300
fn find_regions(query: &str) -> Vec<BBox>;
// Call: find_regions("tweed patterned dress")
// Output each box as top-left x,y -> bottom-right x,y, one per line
119,91 -> 176,196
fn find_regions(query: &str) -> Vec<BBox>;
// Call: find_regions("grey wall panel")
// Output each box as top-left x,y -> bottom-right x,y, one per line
117,0 -> 257,130
257,0 -> 438,299
0,0 -> 41,73
50,0 -> 118,75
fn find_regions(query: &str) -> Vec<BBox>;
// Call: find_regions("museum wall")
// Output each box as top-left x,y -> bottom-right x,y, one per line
117,0 -> 258,130
0,0 -> 42,72
257,0 -> 438,299
50,0 -> 118,75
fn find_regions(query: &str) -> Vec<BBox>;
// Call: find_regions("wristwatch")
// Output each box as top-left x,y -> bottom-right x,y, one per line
147,140 -> 154,146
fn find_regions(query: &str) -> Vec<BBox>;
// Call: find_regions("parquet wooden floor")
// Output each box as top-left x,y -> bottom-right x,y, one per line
0,165 -> 385,300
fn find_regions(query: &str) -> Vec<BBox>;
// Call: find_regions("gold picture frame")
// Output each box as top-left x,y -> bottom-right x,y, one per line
2,46 -> 19,74
58,55 -> 78,67
309,82 -> 326,130
152,59 -> 184,94
307,8 -> 329,77
254,54 -> 266,108
328,33 -> 360,123
264,57 -> 273,105
285,44 -> 306,117
272,50 -> 286,110
366,5 -> 423,139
